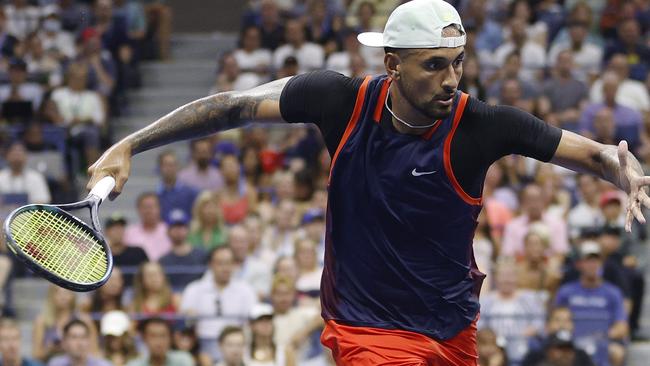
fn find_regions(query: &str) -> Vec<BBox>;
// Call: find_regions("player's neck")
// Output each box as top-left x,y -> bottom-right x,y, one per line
388,87 -> 430,136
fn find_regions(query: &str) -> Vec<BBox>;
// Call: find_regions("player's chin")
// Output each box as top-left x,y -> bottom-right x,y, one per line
426,104 -> 453,120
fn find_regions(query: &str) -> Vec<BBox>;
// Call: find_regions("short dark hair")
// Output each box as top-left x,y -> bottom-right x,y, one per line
218,326 -> 244,344
139,317 -> 172,335
157,149 -> 177,167
63,319 -> 89,337
208,245 -> 234,263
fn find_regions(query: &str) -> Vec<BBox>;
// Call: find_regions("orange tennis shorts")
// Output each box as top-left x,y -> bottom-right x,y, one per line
321,317 -> 479,366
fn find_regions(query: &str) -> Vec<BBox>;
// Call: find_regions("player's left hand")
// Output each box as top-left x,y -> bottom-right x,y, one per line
617,140 -> 650,232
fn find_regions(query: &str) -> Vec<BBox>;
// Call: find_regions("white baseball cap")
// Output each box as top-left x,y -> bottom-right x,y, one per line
358,0 -> 465,49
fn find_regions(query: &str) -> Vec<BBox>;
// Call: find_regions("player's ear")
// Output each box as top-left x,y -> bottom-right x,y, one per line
384,52 -> 401,80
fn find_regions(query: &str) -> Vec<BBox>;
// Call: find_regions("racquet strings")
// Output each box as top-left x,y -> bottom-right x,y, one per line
9,209 -> 108,284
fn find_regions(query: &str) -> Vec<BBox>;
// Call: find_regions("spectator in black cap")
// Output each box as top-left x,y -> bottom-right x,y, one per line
159,209 -> 207,292
521,330 -> 595,366
105,213 -> 148,287
0,57 -> 43,116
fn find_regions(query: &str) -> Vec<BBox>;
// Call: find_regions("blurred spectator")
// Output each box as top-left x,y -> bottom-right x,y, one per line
479,261 -> 546,363
33,285 -> 99,362
525,306 -> 577,355
91,0 -> 129,59
76,27 -> 116,97
270,275 -> 320,353
555,242 -> 628,366
48,61 -> 106,168
261,199 -> 298,257
103,213 -> 148,287
159,209 -> 208,292
255,0 -> 285,51
130,262 -> 180,317
0,141 -> 51,204
487,52 -> 539,105
482,162 -> 515,243
604,19 -> 649,82
276,55 -> 299,78
215,326 -> 245,366
537,50 -> 588,130
188,191 -> 227,251
599,191 -> 626,229
298,208 -> 325,259
515,225 -> 562,296
325,29 -> 365,77
502,183 -> 569,259
547,20 -> 603,83
99,311 -> 137,366
240,146 -> 264,187
493,18 -> 546,82
247,303 -> 296,365
0,10 -> 18,58
273,256 -> 298,284
142,0 -> 172,60
0,317 -> 43,366
80,266 -> 126,315
244,213 -> 276,270
461,0 -> 503,54
522,330 -> 595,366
567,175 -> 605,239
580,72 -> 643,150
458,56 -> 486,101
178,138 -> 224,192
477,328 -> 507,366
47,320 -> 109,366
180,247 -> 257,361
0,252 -> 11,317
591,107 -> 619,147
57,0 -> 92,34
229,224 -> 271,299
497,76 -> 534,113
22,34 -> 62,87
473,210 -> 494,294
294,238 -> 321,304
273,19 -> 324,73
210,52 -> 261,94
219,154 -> 257,225
124,192 -> 171,261
125,318 -> 194,366
590,54 -> 650,114
4,0 -> 40,40
234,25 -> 272,78
0,58 -> 43,115
38,11 -> 76,61
506,0 -> 548,47
304,0 -> 335,49
172,324 -> 211,366
113,0 -> 146,46
156,150 -> 199,224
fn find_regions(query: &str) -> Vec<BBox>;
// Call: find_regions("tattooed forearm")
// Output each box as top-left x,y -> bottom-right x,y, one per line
598,145 -> 644,190
122,77 -> 288,155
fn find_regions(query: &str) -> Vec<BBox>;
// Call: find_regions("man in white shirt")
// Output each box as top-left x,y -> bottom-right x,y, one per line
590,53 -> 650,113
547,20 -> 603,83
0,141 -> 51,204
229,224 -> 272,299
38,11 -> 76,60
273,19 -> 324,73
0,58 -> 43,111
568,174 -> 604,239
4,0 -> 41,40
180,246 -> 257,362
493,18 -> 546,82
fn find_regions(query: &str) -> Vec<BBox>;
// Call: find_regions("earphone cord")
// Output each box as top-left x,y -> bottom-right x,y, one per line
385,86 -> 439,129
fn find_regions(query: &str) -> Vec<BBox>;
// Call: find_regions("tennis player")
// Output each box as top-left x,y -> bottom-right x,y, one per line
88,0 -> 650,364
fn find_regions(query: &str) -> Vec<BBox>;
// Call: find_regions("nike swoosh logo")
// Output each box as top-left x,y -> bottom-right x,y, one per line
411,168 -> 437,177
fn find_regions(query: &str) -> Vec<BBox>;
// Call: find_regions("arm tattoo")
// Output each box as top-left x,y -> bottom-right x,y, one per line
125,78 -> 288,155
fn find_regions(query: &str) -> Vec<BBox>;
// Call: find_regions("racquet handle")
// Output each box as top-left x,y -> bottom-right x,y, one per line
88,176 -> 116,203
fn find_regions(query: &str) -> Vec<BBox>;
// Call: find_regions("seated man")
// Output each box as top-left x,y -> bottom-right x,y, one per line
47,319 -> 111,366
0,317 -> 43,366
0,58 -> 42,122
555,242 -> 628,366
125,318 -> 193,366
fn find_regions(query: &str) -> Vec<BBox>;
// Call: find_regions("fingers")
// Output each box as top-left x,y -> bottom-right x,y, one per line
625,205 -> 633,233
634,176 -> 650,186
639,191 -> 650,209
618,140 -> 629,170
631,199 -> 646,225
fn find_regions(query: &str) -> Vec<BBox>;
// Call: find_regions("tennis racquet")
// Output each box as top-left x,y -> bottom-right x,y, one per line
3,176 -> 116,292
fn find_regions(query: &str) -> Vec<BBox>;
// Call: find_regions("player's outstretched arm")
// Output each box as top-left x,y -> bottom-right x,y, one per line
550,130 -> 650,232
86,77 -> 292,198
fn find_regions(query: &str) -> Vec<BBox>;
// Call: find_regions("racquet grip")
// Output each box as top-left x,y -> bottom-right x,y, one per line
89,176 -> 116,203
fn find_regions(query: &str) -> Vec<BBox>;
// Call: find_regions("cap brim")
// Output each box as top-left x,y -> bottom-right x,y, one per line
357,32 -> 384,47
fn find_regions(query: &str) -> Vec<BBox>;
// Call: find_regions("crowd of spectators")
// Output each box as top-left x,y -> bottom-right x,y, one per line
1,0 -> 650,366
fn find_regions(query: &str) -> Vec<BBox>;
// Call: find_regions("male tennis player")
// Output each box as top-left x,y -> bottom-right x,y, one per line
88,0 -> 650,364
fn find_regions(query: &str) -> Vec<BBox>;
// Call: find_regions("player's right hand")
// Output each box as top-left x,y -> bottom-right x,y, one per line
87,141 -> 132,200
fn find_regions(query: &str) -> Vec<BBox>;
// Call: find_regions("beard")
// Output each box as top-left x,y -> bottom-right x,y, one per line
395,76 -> 454,122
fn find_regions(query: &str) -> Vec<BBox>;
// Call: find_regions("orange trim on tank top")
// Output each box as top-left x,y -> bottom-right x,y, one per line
443,93 -> 482,206
328,75 -> 372,184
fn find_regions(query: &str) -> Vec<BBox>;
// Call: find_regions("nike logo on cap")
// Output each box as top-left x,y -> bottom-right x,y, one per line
411,168 -> 437,177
